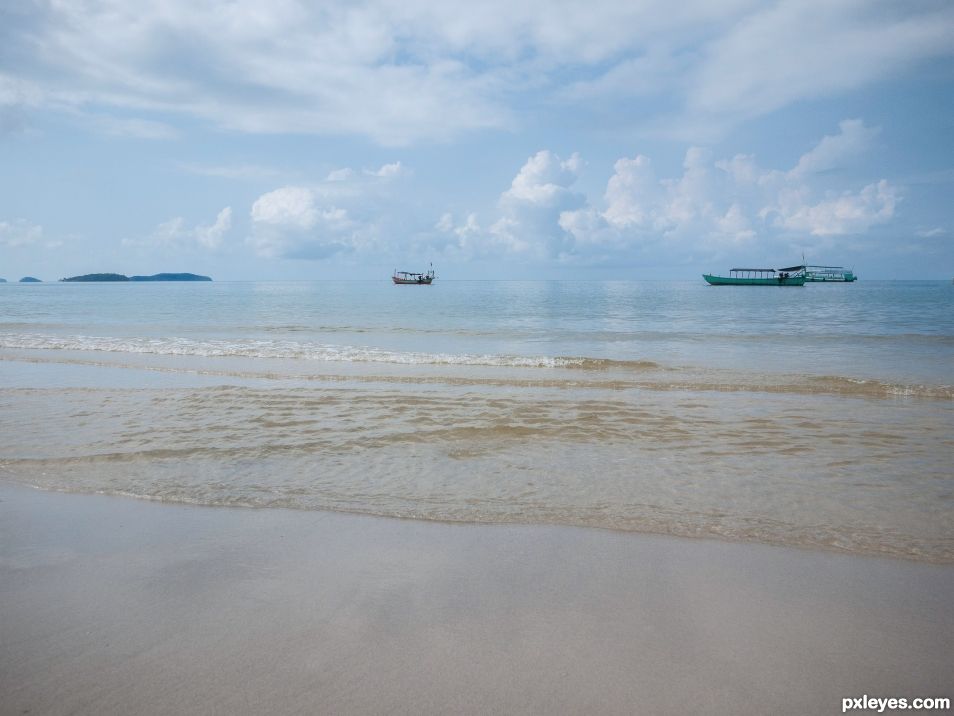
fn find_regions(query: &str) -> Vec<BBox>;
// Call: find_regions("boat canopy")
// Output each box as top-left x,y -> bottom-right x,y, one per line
777,265 -> 807,272
731,268 -> 776,273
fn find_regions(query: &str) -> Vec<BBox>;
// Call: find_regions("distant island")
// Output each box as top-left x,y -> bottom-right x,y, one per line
20,277 -> 42,282
61,273 -> 128,282
0,278 -> 7,282
131,273 -> 212,281
60,273 -> 212,282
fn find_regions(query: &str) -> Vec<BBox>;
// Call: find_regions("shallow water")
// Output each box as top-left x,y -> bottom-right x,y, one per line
2,280 -> 952,560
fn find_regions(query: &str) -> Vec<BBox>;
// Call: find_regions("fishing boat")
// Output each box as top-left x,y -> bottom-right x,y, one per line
392,265 -> 435,284
703,266 -> 806,286
803,265 -> 857,282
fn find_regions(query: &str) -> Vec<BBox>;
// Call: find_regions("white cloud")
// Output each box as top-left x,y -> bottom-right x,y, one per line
495,151 -> 585,256
436,212 -> 481,243
7,1 -> 950,144
125,207 -> 232,250
597,147 -> 733,242
247,162 -> 411,259
432,151 -> 588,258
772,180 -> 898,236
789,119 -> 879,178
444,120 -> 901,265
194,208 -> 233,249
502,151 -> 583,206
714,154 -> 759,186
369,161 -> 406,179
596,121 -> 898,247
251,188 -> 318,230
560,49 -> 686,103
602,155 -> 663,229
0,219 -> 43,248
713,204 -> 757,244
687,1 -> 954,123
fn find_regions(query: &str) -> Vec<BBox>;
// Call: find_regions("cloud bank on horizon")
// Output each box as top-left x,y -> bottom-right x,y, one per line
1,0 -> 953,279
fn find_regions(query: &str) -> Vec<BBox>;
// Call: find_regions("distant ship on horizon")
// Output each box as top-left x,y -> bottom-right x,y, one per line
392,264 -> 435,284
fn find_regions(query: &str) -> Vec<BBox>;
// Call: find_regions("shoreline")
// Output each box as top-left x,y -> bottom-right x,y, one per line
3,354 -> 951,566
2,483 -> 951,715
4,478 -> 952,566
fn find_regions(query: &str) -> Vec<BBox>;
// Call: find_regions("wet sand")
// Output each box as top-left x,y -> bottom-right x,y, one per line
1,483 -> 951,715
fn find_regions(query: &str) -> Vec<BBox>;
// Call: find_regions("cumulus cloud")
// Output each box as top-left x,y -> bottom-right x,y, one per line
248,186 -> 356,259
247,162 -> 409,259
431,151 -> 587,258
194,208 -> 233,249
771,180 -> 898,236
577,146 -> 761,248
582,128 -> 898,251
369,161 -> 406,179
439,120 -> 900,264
496,151 -> 585,256
595,126 -> 897,252
5,0 -> 951,144
125,207 -> 232,250
251,188 -> 318,231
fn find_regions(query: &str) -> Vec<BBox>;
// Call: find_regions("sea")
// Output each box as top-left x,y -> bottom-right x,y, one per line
1,279 -> 952,561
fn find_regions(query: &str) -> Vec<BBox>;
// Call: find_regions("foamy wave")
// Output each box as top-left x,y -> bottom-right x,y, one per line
0,332 -> 594,369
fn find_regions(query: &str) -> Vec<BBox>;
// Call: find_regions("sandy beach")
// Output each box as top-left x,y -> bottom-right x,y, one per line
1,483 -> 951,715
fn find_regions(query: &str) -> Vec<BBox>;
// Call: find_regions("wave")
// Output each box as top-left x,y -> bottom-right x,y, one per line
0,331 -> 659,370
3,331 -> 951,399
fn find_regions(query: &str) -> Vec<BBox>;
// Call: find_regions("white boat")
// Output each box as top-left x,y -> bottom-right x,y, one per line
392,265 -> 435,284
804,265 -> 857,282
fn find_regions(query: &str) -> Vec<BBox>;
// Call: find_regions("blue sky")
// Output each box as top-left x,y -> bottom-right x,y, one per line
1,0 -> 953,280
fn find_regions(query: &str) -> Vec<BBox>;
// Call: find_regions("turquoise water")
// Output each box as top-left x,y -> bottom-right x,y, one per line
3,279 -> 953,382
1,280 -> 952,560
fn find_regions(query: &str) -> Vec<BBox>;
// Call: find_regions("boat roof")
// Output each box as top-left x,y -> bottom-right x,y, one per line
777,265 -> 806,272
731,268 -> 776,272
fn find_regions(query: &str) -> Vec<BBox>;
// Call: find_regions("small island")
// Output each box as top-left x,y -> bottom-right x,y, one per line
61,273 -> 129,282
0,278 -> 7,283
20,276 -> 42,282
60,272 -> 212,282
130,273 -> 212,282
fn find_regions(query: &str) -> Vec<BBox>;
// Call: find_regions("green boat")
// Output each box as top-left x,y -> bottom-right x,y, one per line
703,266 -> 806,286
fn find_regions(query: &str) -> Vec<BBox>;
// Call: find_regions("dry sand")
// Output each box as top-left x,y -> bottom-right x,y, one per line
1,483 -> 951,715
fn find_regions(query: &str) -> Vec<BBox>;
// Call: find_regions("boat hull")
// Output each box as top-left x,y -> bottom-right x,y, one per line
392,277 -> 433,284
703,274 -> 806,286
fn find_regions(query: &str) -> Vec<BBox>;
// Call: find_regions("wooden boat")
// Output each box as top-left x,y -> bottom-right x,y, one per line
703,266 -> 806,286
804,265 -> 857,282
392,265 -> 435,284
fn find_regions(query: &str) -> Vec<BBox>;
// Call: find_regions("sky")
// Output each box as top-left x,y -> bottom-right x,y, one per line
1,0 -> 953,281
